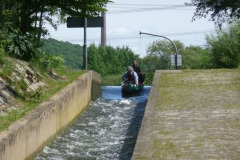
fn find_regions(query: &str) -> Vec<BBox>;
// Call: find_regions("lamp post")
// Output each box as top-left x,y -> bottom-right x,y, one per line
139,31 -> 179,70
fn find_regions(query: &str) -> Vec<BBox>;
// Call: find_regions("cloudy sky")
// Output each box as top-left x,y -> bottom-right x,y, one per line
46,0 -> 216,58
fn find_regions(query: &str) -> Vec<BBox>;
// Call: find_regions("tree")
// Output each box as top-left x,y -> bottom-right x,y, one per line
1,0 -> 111,45
181,45 -> 212,69
206,22 -> 240,68
145,39 -> 185,70
87,44 -> 141,76
186,0 -> 240,28
1,0 -> 110,35
0,0 -> 111,61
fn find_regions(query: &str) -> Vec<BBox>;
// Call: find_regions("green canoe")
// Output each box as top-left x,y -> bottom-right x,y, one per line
121,81 -> 144,94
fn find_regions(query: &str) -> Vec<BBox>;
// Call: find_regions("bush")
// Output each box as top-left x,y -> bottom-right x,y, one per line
30,49 -> 66,72
181,46 -> 213,69
5,24 -> 35,61
206,22 -> 240,68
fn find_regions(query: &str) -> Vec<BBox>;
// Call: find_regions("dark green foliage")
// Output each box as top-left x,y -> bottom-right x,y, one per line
0,0 -> 111,61
40,38 -> 83,69
181,45 -> 213,69
87,44 -> 141,77
0,0 -> 110,36
186,0 -> 240,28
5,24 -> 35,61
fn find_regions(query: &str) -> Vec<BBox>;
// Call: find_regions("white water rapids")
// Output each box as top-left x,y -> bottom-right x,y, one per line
35,86 -> 151,160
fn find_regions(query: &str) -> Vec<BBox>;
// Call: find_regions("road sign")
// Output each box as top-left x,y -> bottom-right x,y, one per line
171,55 -> 182,66
67,17 -> 104,28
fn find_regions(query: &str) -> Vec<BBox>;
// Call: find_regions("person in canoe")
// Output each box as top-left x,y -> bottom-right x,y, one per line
132,60 -> 145,84
132,60 -> 141,74
122,66 -> 139,85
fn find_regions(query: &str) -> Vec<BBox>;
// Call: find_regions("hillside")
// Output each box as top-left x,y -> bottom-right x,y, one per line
41,38 -> 83,69
0,56 -> 84,131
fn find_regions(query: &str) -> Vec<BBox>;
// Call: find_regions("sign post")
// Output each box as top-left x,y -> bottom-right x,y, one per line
83,18 -> 87,70
67,17 -> 104,70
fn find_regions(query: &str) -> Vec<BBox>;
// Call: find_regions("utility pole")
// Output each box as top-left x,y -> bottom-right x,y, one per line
101,12 -> 106,48
83,18 -> 87,70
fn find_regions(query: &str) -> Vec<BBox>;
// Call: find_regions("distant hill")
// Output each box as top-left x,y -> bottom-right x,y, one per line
41,38 -> 83,69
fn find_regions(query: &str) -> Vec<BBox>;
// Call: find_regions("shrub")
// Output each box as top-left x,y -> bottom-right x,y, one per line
5,24 -> 35,61
30,49 -> 66,72
206,22 -> 240,68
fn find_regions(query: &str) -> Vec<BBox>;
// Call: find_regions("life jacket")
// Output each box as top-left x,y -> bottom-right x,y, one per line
127,71 -> 135,81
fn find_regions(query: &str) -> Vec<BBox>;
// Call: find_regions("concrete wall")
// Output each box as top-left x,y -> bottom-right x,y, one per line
0,70 -> 101,160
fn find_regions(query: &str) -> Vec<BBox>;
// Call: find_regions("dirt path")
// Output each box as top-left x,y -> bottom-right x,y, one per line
132,69 -> 240,160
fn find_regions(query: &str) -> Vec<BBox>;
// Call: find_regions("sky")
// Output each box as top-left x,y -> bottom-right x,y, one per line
45,0 -> 216,58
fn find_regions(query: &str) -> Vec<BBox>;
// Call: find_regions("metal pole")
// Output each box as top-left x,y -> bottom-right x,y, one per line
101,12 -> 106,48
139,31 -> 178,70
83,18 -> 87,70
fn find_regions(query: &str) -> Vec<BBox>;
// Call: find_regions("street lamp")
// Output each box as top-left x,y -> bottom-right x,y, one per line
139,31 -> 179,70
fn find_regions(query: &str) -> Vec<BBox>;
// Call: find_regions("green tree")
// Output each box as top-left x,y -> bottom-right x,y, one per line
0,0 -> 111,61
87,44 -> 141,76
145,39 -> 184,70
88,44 -> 108,75
206,22 -> 240,68
181,45 -> 212,69
1,0 -> 111,36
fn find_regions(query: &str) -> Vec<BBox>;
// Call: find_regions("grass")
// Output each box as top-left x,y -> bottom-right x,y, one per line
157,69 -> 240,110
0,68 -> 85,132
1,61 -> 13,79
152,139 -> 182,159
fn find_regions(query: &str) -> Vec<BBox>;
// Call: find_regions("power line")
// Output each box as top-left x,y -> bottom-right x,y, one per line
107,4 -> 188,6
107,8 -> 194,14
106,5 -> 194,14
51,29 -> 213,40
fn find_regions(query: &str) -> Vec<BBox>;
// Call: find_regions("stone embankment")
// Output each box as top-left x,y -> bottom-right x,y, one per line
0,59 -> 44,115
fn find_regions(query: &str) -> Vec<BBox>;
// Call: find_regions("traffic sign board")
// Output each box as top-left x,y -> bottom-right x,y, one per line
67,17 -> 104,28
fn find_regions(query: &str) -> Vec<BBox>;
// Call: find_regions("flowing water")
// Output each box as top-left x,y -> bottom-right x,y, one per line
35,86 -> 151,160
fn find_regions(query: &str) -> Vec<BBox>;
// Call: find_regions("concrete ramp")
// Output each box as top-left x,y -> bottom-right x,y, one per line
132,70 -> 240,160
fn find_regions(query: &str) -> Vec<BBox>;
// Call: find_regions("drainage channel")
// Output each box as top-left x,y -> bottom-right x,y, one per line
35,86 -> 151,160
